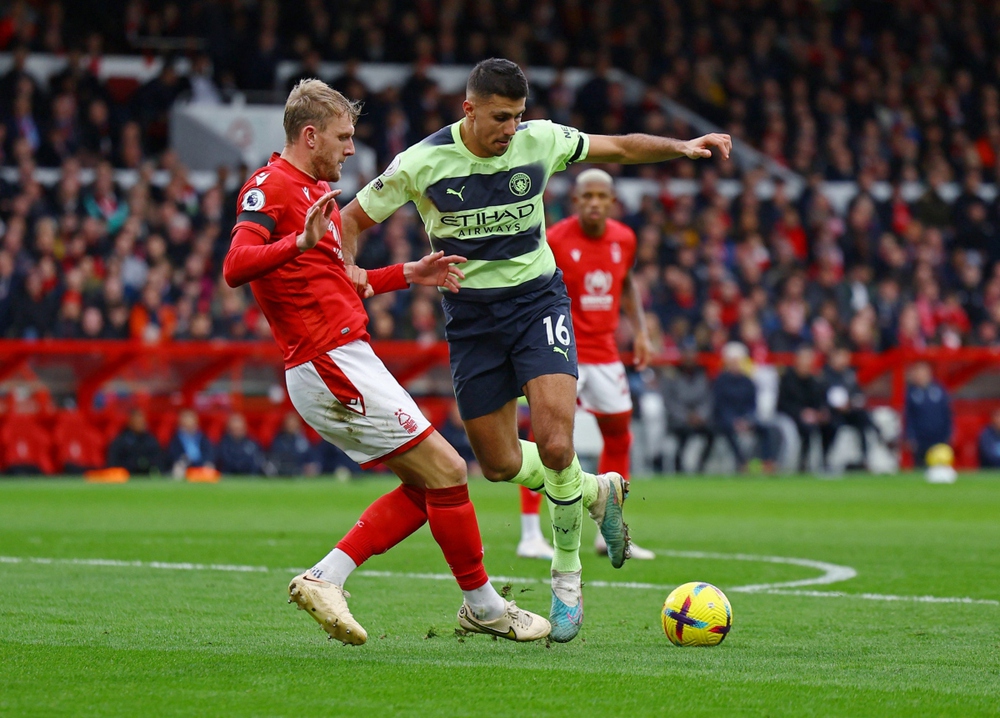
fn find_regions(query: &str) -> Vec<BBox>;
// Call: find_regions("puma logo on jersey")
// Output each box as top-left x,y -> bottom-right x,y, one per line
255,172 -> 270,185
553,346 -> 570,361
570,249 -> 582,262
446,186 -> 465,202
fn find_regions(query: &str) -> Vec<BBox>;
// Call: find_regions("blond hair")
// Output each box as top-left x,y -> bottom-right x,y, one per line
283,79 -> 362,144
575,168 -> 614,191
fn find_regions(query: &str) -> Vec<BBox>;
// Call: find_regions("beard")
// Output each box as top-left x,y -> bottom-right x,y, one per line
312,156 -> 342,182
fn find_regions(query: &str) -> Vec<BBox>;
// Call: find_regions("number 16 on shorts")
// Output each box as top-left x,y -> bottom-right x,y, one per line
543,313 -> 573,360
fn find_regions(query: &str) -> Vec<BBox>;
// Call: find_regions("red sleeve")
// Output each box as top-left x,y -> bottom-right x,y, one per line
223,226 -> 301,287
367,264 -> 409,294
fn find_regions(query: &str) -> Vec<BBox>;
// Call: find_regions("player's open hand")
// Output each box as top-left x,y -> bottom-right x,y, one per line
633,331 -> 654,371
404,251 -> 467,292
346,264 -> 374,298
682,133 -> 732,161
297,189 -> 341,252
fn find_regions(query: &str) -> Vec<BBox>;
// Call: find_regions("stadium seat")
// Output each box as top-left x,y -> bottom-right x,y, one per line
1,416 -> 55,475
52,412 -> 107,473
152,412 -> 179,447
200,412 -> 229,444
954,415 -> 988,469
247,412 -> 284,450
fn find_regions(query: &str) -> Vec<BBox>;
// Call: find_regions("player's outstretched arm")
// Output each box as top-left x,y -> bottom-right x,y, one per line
344,252 -> 466,298
404,251 -> 467,293
339,199 -> 379,264
585,132 -> 731,164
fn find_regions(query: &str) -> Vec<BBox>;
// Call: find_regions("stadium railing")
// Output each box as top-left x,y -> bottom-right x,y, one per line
1,340 -> 997,473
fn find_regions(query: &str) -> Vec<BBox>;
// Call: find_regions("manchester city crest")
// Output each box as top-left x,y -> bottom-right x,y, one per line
509,172 -> 531,196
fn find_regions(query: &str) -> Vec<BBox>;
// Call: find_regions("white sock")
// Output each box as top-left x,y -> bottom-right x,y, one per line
520,513 -> 542,542
463,580 -> 506,621
308,548 -> 356,586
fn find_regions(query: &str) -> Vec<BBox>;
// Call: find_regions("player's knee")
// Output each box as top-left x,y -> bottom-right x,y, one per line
480,457 -> 520,483
536,434 -> 574,471
436,451 -> 468,487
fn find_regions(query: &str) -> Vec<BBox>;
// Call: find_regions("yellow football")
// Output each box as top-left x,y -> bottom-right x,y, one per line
926,443 -> 955,467
661,582 -> 733,647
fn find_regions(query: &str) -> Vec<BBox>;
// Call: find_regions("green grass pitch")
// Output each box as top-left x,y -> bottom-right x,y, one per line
1,474 -> 998,717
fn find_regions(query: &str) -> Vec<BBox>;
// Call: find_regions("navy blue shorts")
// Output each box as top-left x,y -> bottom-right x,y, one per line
442,272 -> 578,420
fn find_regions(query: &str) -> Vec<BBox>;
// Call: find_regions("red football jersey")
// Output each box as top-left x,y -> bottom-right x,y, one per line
548,216 -> 637,364
227,153 -> 370,368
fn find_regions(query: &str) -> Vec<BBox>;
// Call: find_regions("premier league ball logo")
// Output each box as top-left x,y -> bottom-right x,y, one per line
241,188 -> 265,211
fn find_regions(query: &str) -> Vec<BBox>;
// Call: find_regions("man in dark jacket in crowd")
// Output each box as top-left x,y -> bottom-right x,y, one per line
822,346 -> 883,469
269,412 -> 320,476
977,408 -> 1000,468
662,343 -> 714,473
106,409 -> 162,474
904,361 -> 952,467
215,413 -> 265,475
712,342 -> 775,472
778,345 -> 835,472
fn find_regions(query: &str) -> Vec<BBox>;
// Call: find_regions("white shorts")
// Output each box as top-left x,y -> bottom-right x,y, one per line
577,361 -> 633,416
286,340 -> 433,468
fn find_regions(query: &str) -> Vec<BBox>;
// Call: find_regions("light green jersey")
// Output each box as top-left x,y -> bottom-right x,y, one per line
355,119 -> 589,301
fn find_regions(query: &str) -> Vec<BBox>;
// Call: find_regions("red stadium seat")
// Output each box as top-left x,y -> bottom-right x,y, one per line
52,412 -> 107,473
200,412 -> 229,444
247,412 -> 284,450
954,415 -> 988,469
152,412 -> 178,447
1,417 -> 55,475
94,410 -> 131,447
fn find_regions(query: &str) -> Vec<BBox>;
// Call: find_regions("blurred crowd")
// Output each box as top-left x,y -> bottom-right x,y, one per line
102,408 -> 360,477
3,0 -> 1000,356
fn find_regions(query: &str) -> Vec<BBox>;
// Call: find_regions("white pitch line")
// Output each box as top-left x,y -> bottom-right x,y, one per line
1,555 -> 995,606
759,589 -> 999,606
0,555 -> 269,573
650,549 -> 858,592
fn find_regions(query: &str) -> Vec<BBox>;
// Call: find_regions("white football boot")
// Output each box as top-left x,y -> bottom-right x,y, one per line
516,534 -> 555,560
595,532 -> 656,560
288,572 -> 367,645
458,600 -> 551,642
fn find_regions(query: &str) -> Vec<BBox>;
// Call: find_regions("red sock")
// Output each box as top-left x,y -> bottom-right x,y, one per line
520,485 -> 543,514
425,484 -> 490,591
336,484 -> 427,566
597,412 -> 633,479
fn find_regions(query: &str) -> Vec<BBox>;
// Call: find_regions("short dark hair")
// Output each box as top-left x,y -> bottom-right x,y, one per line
467,58 -> 528,100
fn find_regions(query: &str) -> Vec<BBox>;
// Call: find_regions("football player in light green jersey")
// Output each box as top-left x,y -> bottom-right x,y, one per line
340,58 -> 731,643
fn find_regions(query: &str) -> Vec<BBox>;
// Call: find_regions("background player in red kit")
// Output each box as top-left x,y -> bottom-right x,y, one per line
517,169 -> 656,560
224,79 -> 549,644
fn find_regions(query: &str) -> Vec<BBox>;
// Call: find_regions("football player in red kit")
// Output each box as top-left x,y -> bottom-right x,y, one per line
224,79 -> 549,644
517,169 -> 656,560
